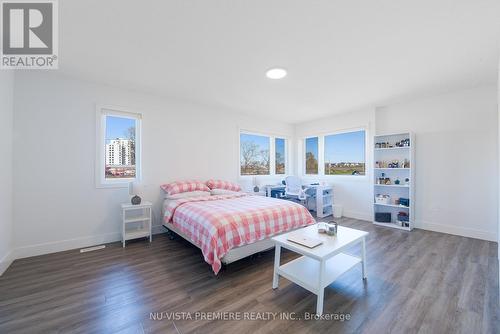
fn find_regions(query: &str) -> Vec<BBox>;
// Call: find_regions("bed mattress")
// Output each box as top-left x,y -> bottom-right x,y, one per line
163,193 -> 315,274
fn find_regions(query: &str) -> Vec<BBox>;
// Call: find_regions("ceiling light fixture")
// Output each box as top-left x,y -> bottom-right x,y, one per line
266,68 -> 287,79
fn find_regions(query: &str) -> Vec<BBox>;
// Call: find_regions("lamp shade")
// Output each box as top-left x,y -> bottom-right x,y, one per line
134,183 -> 143,196
129,181 -> 143,196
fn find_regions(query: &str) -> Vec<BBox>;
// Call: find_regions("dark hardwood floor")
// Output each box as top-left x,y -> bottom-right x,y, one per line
0,218 -> 498,334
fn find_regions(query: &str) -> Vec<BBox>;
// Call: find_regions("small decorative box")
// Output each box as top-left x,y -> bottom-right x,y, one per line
397,213 -> 409,222
399,198 -> 410,207
375,212 -> 391,223
375,194 -> 391,205
317,223 -> 328,233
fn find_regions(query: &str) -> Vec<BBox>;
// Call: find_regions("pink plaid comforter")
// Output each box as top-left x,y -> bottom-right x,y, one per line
163,194 -> 315,274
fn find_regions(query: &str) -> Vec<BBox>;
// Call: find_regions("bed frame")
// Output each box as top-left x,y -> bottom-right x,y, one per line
162,223 -> 301,265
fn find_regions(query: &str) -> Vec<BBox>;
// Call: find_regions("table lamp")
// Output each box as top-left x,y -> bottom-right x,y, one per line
129,182 -> 142,205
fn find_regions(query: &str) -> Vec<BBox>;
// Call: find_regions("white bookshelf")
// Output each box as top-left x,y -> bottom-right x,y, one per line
373,132 -> 414,231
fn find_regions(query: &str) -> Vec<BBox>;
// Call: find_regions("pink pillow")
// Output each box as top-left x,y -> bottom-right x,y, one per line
161,180 -> 210,195
206,179 -> 242,192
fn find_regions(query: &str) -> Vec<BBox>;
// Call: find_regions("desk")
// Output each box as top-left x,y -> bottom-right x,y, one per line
306,185 -> 333,218
264,185 -> 286,198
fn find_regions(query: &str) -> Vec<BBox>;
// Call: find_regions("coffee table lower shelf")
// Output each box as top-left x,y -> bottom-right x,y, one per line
277,253 -> 361,294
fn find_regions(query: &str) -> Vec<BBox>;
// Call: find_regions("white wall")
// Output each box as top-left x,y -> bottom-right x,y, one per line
0,72 -> 14,275
7,72 -> 499,265
12,72 -> 294,258
377,85 -> 498,241
294,86 -> 498,242
294,108 -> 375,221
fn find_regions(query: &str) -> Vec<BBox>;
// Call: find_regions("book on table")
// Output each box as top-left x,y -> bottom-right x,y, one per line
286,234 -> 323,248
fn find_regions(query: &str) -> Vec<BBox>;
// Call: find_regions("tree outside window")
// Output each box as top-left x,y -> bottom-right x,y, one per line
305,137 -> 318,174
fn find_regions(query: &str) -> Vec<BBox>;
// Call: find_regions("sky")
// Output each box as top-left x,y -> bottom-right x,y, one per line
240,133 -> 270,162
240,133 -> 270,150
240,134 -> 287,163
106,116 -> 135,140
305,137 -> 318,159
275,137 -> 285,161
324,130 -> 365,163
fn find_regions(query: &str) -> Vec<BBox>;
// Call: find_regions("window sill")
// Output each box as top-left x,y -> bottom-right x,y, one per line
96,180 -> 133,189
302,175 -> 369,183
239,175 -> 288,178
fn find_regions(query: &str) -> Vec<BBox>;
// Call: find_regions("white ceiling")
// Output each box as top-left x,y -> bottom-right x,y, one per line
60,0 -> 500,123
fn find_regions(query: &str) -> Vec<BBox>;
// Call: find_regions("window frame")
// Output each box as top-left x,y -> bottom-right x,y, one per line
302,127 -> 368,179
95,105 -> 142,188
238,129 -> 289,177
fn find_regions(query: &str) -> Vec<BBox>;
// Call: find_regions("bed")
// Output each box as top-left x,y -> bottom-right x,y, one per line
162,193 -> 315,274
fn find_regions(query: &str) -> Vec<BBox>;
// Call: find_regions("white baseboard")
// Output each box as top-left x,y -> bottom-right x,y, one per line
4,218 -> 493,273
340,213 -> 496,242
11,226 -> 168,263
0,250 -> 13,276
13,232 -> 122,260
342,210 -> 372,222
415,219 -> 496,242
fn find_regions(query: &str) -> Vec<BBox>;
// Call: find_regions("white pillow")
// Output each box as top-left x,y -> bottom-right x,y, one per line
210,189 -> 242,196
166,191 -> 211,200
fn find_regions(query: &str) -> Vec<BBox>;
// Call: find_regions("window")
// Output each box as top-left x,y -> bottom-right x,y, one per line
305,137 -> 319,175
275,138 -> 286,174
96,106 -> 141,187
239,131 -> 287,176
324,130 -> 365,175
302,129 -> 366,177
240,133 -> 270,175
105,116 -> 136,179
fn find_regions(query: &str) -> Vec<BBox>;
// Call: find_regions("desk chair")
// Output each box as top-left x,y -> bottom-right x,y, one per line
284,176 -> 310,203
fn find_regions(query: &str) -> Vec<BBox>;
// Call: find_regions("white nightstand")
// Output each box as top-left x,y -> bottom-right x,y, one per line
121,201 -> 152,247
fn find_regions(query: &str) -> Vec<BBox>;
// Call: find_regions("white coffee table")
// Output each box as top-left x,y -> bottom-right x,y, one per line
272,224 -> 368,315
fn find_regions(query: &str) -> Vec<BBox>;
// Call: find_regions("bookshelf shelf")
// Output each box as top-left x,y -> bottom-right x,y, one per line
374,184 -> 409,188
373,221 -> 412,231
373,132 -> 414,231
374,147 -> 410,151
374,203 -> 410,209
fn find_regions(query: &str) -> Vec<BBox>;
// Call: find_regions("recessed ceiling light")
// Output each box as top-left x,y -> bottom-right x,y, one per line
266,68 -> 287,79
